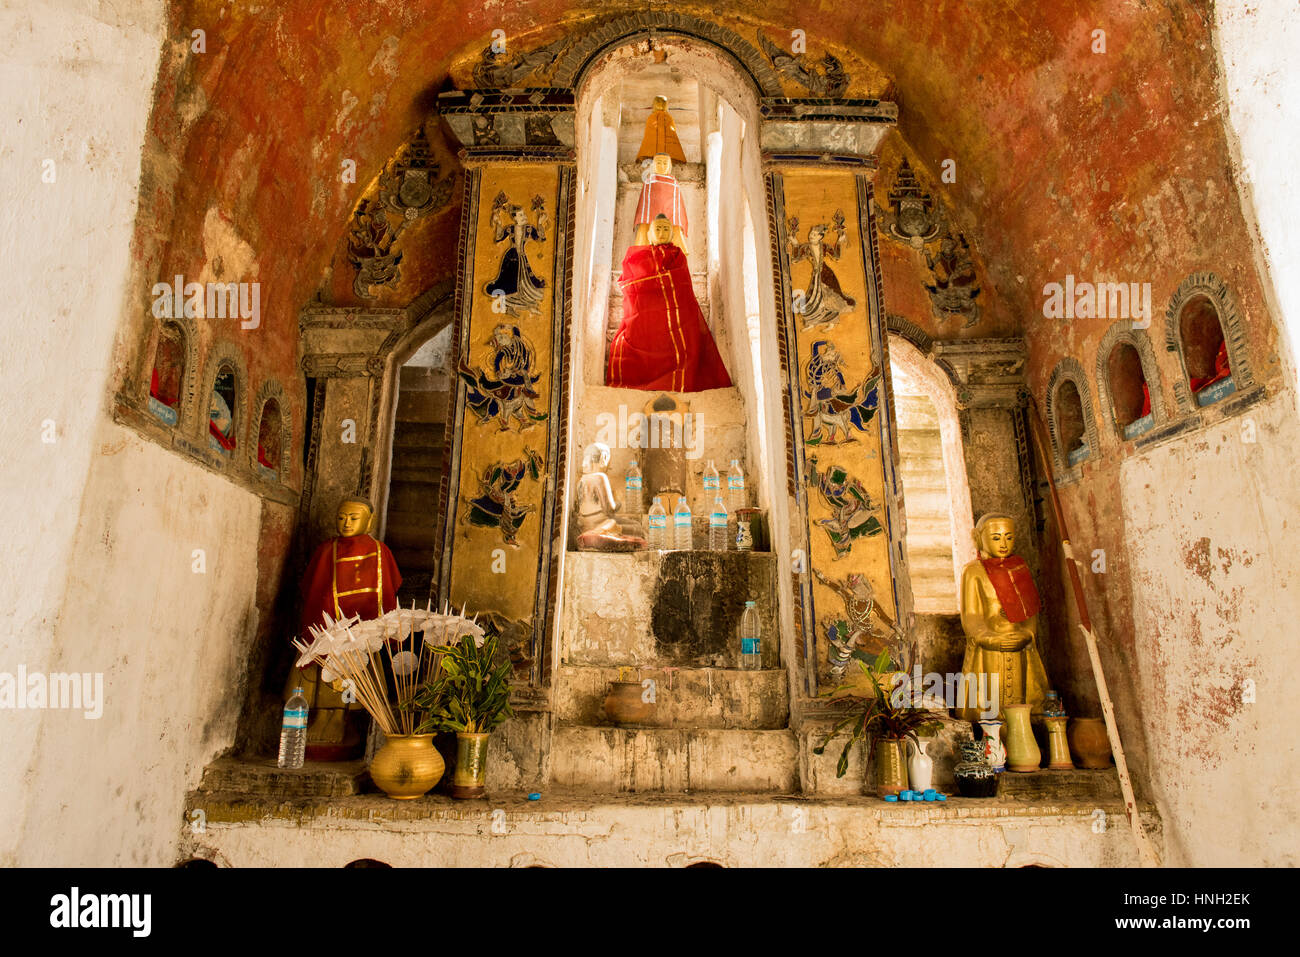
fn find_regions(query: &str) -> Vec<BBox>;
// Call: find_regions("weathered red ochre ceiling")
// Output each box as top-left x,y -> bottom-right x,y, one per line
125,0 -> 1276,399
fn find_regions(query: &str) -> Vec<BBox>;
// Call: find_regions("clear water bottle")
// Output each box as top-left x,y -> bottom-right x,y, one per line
673,495 -> 693,550
727,459 -> 745,513
647,496 -> 668,549
625,460 -> 643,517
708,495 -> 729,551
702,459 -> 720,503
739,601 -> 761,670
278,686 -> 308,769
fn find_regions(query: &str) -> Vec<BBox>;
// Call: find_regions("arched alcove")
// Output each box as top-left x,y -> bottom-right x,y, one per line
1164,272 -> 1253,412
201,343 -> 248,459
146,316 -> 199,430
888,334 -> 975,613
1095,321 -> 1165,442
1045,358 -> 1099,476
252,380 -> 291,481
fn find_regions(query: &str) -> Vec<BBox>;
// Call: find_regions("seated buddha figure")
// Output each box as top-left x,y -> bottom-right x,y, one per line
288,496 -> 402,760
574,442 -> 646,551
607,215 -> 732,393
956,512 -> 1049,722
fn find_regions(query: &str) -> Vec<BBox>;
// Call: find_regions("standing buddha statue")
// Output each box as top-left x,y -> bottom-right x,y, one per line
956,512 -> 1050,722
290,496 -> 402,760
632,96 -> 689,253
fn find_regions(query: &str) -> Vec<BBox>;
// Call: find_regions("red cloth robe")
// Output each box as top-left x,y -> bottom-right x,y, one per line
608,244 -> 732,393
299,534 -> 402,636
1189,342 -> 1231,393
634,174 -> 688,235
980,556 -> 1041,623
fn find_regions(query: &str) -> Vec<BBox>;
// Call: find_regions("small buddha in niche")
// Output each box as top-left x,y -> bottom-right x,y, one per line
607,215 -> 732,393
574,442 -> 646,551
290,496 -> 402,760
632,97 -> 689,254
956,513 -> 1050,723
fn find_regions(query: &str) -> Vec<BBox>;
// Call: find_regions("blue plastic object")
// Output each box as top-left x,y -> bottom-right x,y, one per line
884,794 -> 899,802
527,793 -> 541,801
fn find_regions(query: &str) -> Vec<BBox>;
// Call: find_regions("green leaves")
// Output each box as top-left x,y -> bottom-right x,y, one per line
413,633 -> 515,735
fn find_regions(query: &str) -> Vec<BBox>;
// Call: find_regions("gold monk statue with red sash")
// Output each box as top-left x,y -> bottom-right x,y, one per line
956,512 -> 1049,722
607,215 -> 732,392
290,496 -> 402,760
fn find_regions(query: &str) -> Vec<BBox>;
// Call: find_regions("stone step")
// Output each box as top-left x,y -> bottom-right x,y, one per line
387,485 -> 441,514
392,424 -> 445,448
895,406 -> 940,430
197,757 -> 369,798
395,389 -> 450,422
900,488 -> 951,514
386,522 -> 439,550
390,467 -> 442,485
996,768 -> 1122,803
391,447 -> 443,470
551,726 -> 799,793
556,665 -> 789,729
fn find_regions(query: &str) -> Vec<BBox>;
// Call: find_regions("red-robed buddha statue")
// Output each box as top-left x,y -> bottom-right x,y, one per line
607,215 -> 732,393
632,97 -> 689,253
290,496 -> 402,760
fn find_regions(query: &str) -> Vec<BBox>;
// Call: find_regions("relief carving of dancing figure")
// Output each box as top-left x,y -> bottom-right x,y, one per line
483,193 -> 548,318
465,447 -> 544,547
458,323 -> 549,432
814,567 -> 901,677
802,340 -> 880,445
788,211 -> 856,329
806,455 -> 884,559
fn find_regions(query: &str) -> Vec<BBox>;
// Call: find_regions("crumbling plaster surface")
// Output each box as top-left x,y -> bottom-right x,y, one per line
0,0 -> 170,865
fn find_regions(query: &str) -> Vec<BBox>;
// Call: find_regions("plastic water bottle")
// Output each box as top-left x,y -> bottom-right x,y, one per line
708,496 -> 729,551
625,460 -> 643,517
673,496 -> 693,550
278,686 -> 308,769
739,602 -> 761,670
647,496 -> 668,549
727,459 -> 745,513
703,460 -> 720,503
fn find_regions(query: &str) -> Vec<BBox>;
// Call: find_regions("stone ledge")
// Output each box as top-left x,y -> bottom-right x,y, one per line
181,789 -> 1162,868
555,664 -> 789,729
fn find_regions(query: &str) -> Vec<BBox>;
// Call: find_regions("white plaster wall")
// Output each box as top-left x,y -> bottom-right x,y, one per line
17,423 -> 263,866
1120,393 -> 1300,866
0,0 -> 168,864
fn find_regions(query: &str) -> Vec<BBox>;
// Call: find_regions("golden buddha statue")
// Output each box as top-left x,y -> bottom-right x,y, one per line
632,97 -> 689,253
956,513 -> 1049,722
288,496 -> 402,760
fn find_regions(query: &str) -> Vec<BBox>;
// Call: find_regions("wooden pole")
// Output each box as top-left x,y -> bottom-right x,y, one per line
1024,398 -> 1161,868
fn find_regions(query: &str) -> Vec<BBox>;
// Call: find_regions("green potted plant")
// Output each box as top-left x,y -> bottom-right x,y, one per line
814,650 -> 943,796
412,632 -> 514,798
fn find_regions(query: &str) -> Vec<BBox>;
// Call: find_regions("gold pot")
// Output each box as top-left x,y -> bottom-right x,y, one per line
369,733 -> 444,800
1068,717 -> 1113,769
452,731 -> 490,799
874,738 -> 908,797
604,679 -> 656,726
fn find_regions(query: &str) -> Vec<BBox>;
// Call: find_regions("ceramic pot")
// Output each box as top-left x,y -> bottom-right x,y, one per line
604,680 -> 656,726
977,718 -> 1006,772
369,733 -> 444,800
1044,715 -> 1074,769
452,732 -> 490,798
874,738 -> 909,797
1003,704 -> 1042,772
1068,717 -> 1112,769
907,738 -> 934,792
953,738 -> 999,798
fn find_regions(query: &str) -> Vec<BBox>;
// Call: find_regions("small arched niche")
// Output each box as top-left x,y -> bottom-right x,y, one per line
208,363 -> 239,455
1095,321 -> 1164,442
148,320 -> 190,427
255,394 -> 285,480
1179,294 -> 1233,404
1045,358 -> 1098,475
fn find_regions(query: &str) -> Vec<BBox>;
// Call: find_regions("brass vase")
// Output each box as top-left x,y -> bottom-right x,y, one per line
452,732 -> 490,799
1044,715 -> 1074,769
369,734 -> 444,800
874,738 -> 908,797
1003,703 -> 1042,772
